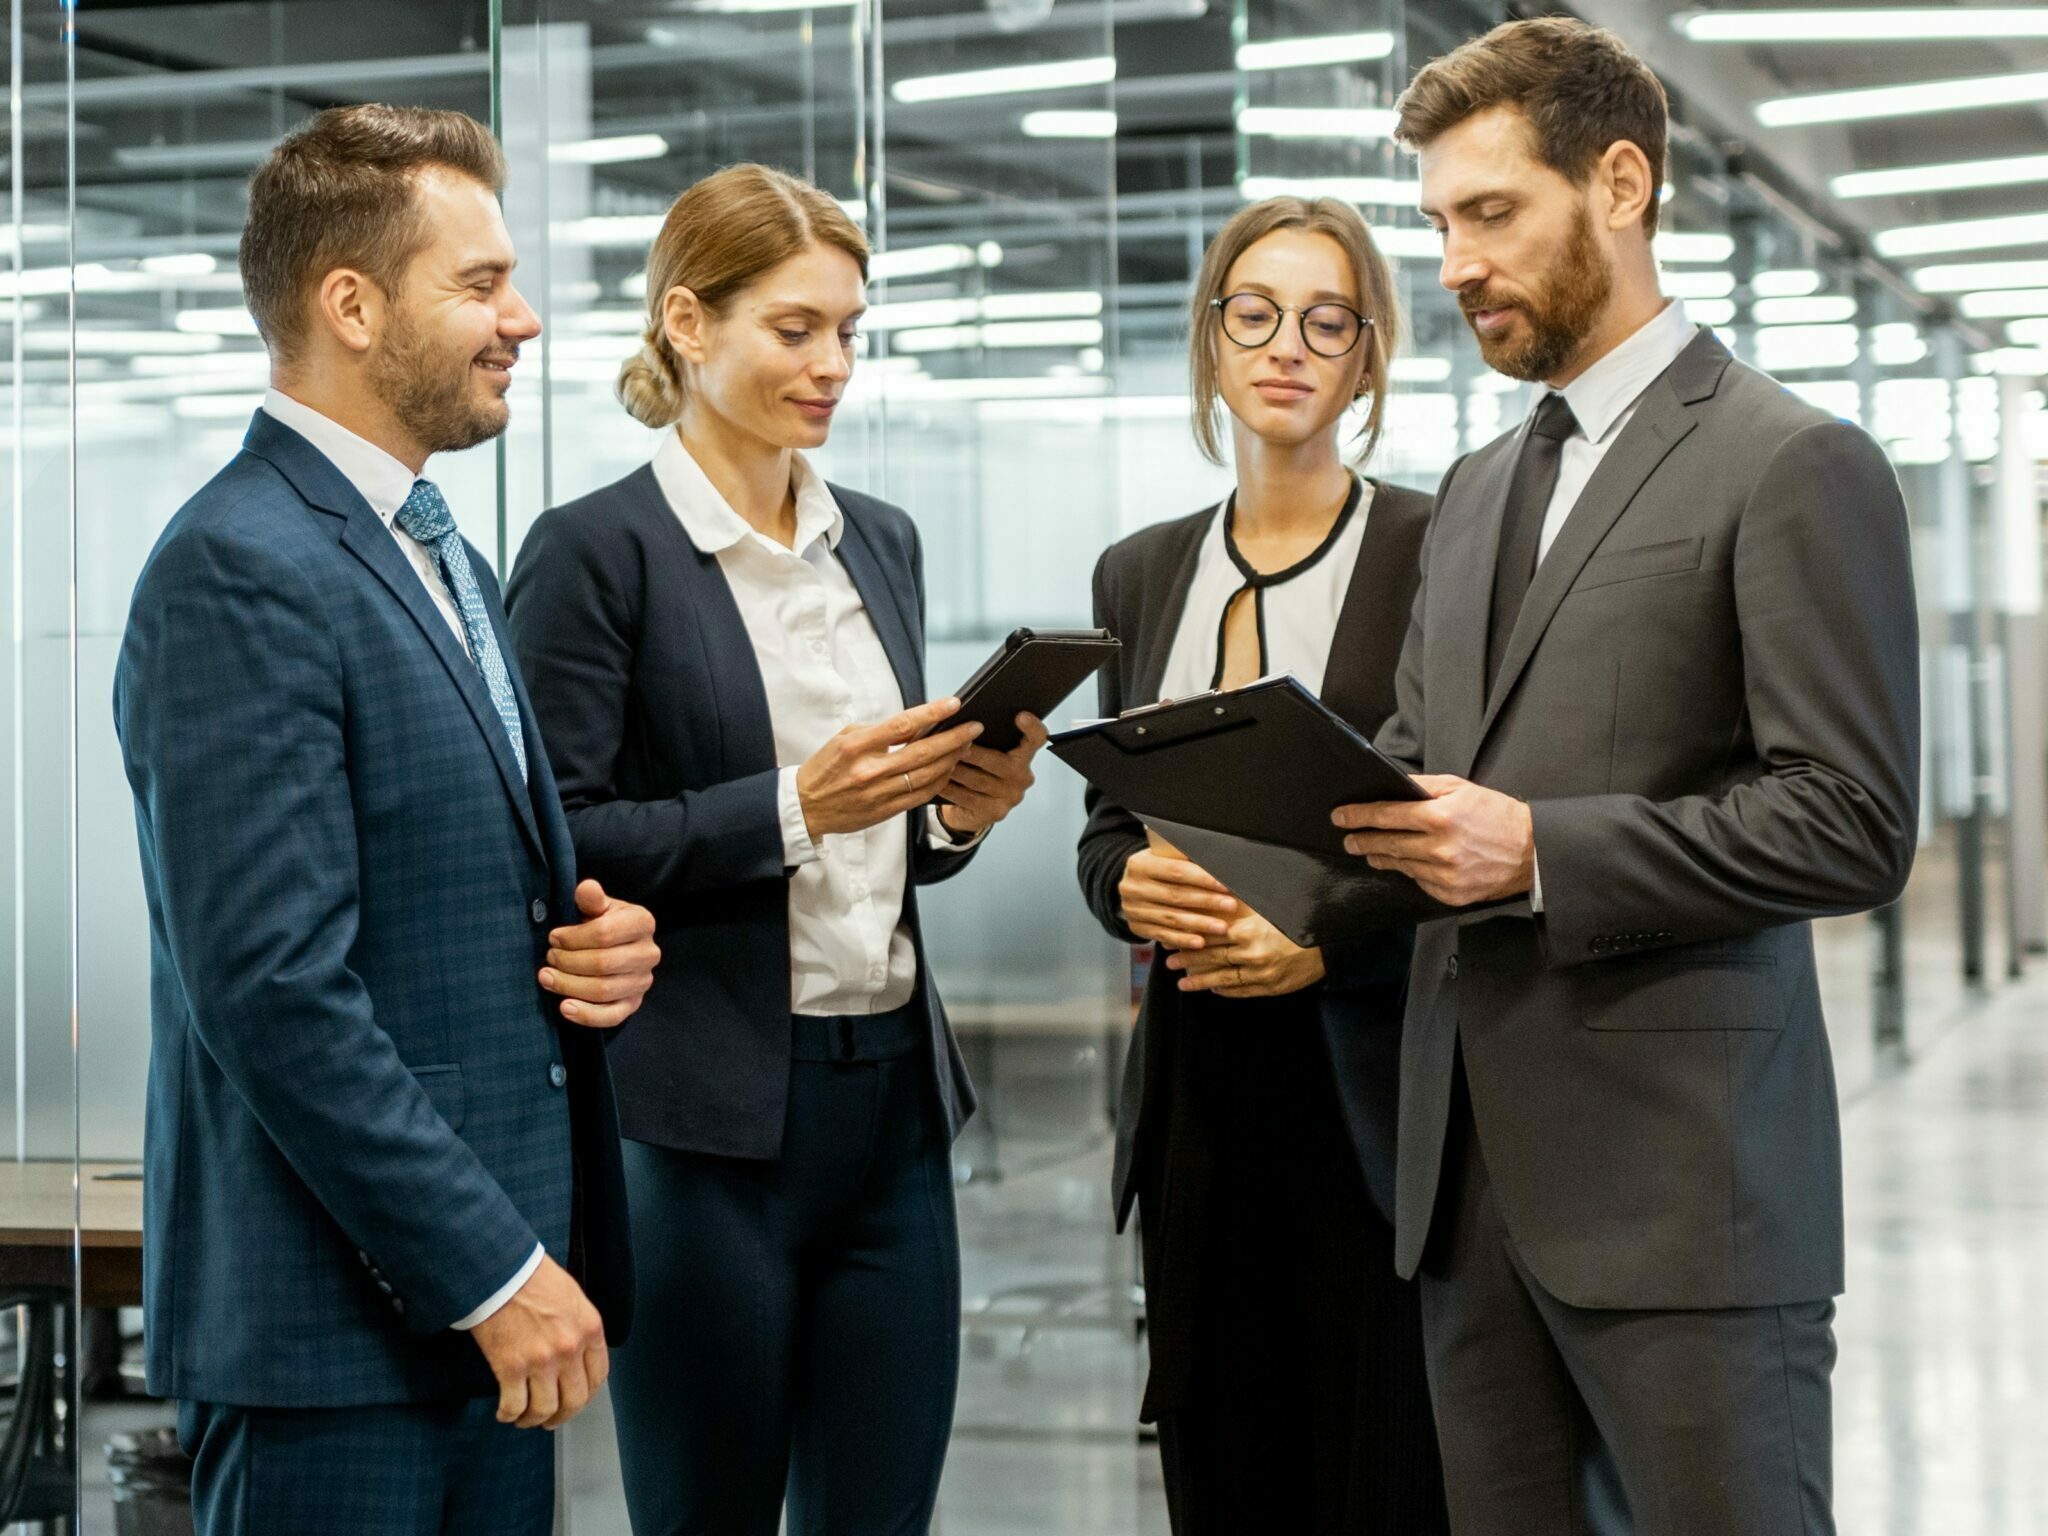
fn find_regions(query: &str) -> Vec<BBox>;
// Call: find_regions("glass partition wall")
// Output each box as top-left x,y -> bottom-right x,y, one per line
0,0 -> 2032,1529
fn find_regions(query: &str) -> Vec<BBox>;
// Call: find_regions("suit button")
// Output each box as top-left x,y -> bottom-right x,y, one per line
548,1062 -> 568,1089
392,1298 -> 405,1316
1590,937 -> 1610,955
531,898 -> 549,925
1446,955 -> 1460,979
376,1278 -> 393,1295
357,1250 -> 370,1268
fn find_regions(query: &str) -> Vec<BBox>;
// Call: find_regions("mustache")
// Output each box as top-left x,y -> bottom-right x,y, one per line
1458,289 -> 1522,318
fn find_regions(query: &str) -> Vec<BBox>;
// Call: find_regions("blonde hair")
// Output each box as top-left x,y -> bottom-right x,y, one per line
617,164 -> 870,428
1188,197 -> 1401,467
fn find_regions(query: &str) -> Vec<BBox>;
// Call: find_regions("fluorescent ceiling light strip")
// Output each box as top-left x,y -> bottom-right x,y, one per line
1689,299 -> 1738,326
1757,69 -> 2048,127
175,308 -> 260,336
1239,174 -> 1419,205
1911,259 -> 2048,292
891,56 -> 1115,105
869,243 -> 995,280
553,214 -> 667,246
1235,106 -> 1398,139
1680,8 -> 2048,42
1833,152 -> 2048,200
1237,31 -> 1394,71
1021,110 -> 1117,138
1753,295 -> 1858,324
1369,227 -> 1444,259
2005,317 -> 2048,345
1960,288 -> 2048,318
548,134 -> 669,165
1875,210 -> 2048,258
139,252 -> 218,276
1661,270 -> 1736,299
1753,268 -> 1823,298
693,0 -> 858,10
1654,231 -> 1736,263
1389,357 -> 1452,383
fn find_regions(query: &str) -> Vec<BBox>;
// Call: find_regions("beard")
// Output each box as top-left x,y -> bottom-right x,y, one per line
369,302 -> 514,456
1460,207 -> 1613,383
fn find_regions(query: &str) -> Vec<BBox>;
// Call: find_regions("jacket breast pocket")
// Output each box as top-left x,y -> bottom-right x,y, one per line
1577,949 -> 1784,1032
1573,536 -> 1705,593
411,1063 -> 467,1132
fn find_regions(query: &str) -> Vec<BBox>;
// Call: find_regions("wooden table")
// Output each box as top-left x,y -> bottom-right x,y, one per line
0,1161 -> 145,1309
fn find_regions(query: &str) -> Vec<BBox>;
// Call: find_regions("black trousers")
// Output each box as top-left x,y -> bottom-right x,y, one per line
1145,991 -> 1450,1535
1420,1057 -> 1836,1536
178,1398 -> 551,1536
608,1006 -> 960,1536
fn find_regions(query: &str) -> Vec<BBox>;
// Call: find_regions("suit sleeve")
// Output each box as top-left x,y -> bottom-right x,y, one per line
1529,419 -> 1920,967
114,527 -> 538,1335
1076,549 -> 1149,944
1371,457 -> 1460,778
506,507 -> 789,902
907,513 -> 984,887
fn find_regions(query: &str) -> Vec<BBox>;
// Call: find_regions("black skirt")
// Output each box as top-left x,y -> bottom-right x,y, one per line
1137,986 -> 1450,1535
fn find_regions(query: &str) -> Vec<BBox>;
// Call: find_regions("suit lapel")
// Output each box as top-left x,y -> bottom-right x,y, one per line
1472,380 -> 1698,750
1435,441 -> 1523,779
1320,481 -> 1414,734
832,502 -> 923,706
339,508 -> 547,861
635,467 -> 778,781
1136,509 -> 1215,706
242,411 -> 546,863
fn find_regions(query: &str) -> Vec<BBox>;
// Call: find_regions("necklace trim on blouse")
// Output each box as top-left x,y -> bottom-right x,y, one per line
1208,475 -> 1365,690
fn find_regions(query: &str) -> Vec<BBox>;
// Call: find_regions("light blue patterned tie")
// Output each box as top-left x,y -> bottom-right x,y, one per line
394,479 -> 528,782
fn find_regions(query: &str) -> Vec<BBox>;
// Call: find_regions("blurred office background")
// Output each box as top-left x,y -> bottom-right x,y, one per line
2,0 -> 2047,1530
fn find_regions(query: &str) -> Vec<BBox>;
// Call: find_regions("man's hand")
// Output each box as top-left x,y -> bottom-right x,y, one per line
1118,845 -> 1239,951
1331,774 -> 1535,906
541,880 -> 659,1028
1166,905 -> 1324,998
937,713 -> 1051,836
469,1255 -> 608,1430
798,698 -> 982,840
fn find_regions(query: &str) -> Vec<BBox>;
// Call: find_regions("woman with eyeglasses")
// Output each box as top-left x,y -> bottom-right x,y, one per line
1076,198 -> 1450,1531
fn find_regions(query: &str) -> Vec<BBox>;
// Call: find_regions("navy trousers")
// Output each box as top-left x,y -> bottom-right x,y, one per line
177,1396 -> 552,1536
609,1006 -> 961,1536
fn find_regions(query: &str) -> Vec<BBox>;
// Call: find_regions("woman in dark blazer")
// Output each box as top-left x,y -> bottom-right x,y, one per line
1076,198 -> 1450,1532
505,165 -> 1045,1536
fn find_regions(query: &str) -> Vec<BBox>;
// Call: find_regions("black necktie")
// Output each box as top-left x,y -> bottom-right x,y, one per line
1485,391 -> 1578,694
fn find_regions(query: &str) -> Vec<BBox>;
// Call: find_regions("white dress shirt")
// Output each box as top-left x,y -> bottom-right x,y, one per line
1158,477 -> 1374,703
650,429 -> 976,1018
259,389 -> 469,655
257,390 -> 541,1332
1524,298 -> 1697,911
1534,299 -> 1697,563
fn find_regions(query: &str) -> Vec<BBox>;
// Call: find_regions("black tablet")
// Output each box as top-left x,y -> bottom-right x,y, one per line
933,627 -> 1122,751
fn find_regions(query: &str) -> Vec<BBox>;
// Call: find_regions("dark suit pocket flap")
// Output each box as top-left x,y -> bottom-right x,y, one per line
411,1064 -> 467,1132
1574,536 -> 1705,592
1578,956 -> 1784,1031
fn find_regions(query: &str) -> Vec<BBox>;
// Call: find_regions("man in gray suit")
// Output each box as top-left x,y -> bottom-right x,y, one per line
1333,19 -> 1919,1535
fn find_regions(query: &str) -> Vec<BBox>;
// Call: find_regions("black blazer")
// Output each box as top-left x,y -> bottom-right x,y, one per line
505,464 -> 980,1161
1076,480 -> 1432,1228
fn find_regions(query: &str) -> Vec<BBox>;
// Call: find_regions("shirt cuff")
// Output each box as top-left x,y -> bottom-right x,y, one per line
1530,849 -> 1544,913
450,1242 -> 544,1332
926,804 -> 988,852
778,766 -> 821,868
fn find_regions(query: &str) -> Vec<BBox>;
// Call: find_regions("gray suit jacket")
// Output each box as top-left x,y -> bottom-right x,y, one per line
1376,328 -> 1919,1312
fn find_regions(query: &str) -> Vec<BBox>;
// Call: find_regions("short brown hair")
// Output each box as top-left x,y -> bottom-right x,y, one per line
1396,17 -> 1669,235
618,164 -> 870,428
241,104 -> 506,365
1188,198 -> 1401,466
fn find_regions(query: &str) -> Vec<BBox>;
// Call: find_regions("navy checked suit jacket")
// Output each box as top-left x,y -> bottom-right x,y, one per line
113,410 -> 633,1409
505,466 -> 979,1161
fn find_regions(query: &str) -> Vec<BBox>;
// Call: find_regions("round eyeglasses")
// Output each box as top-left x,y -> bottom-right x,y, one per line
1211,293 -> 1372,358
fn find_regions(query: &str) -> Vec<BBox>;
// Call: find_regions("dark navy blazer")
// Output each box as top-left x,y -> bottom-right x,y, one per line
113,410 -> 632,1409
505,465 -> 978,1162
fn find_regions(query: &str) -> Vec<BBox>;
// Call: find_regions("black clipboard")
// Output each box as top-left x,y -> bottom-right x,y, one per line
1050,675 -> 1462,947
935,627 -> 1122,751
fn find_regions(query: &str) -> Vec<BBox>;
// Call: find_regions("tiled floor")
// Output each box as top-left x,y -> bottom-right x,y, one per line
69,967 -> 2048,1535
